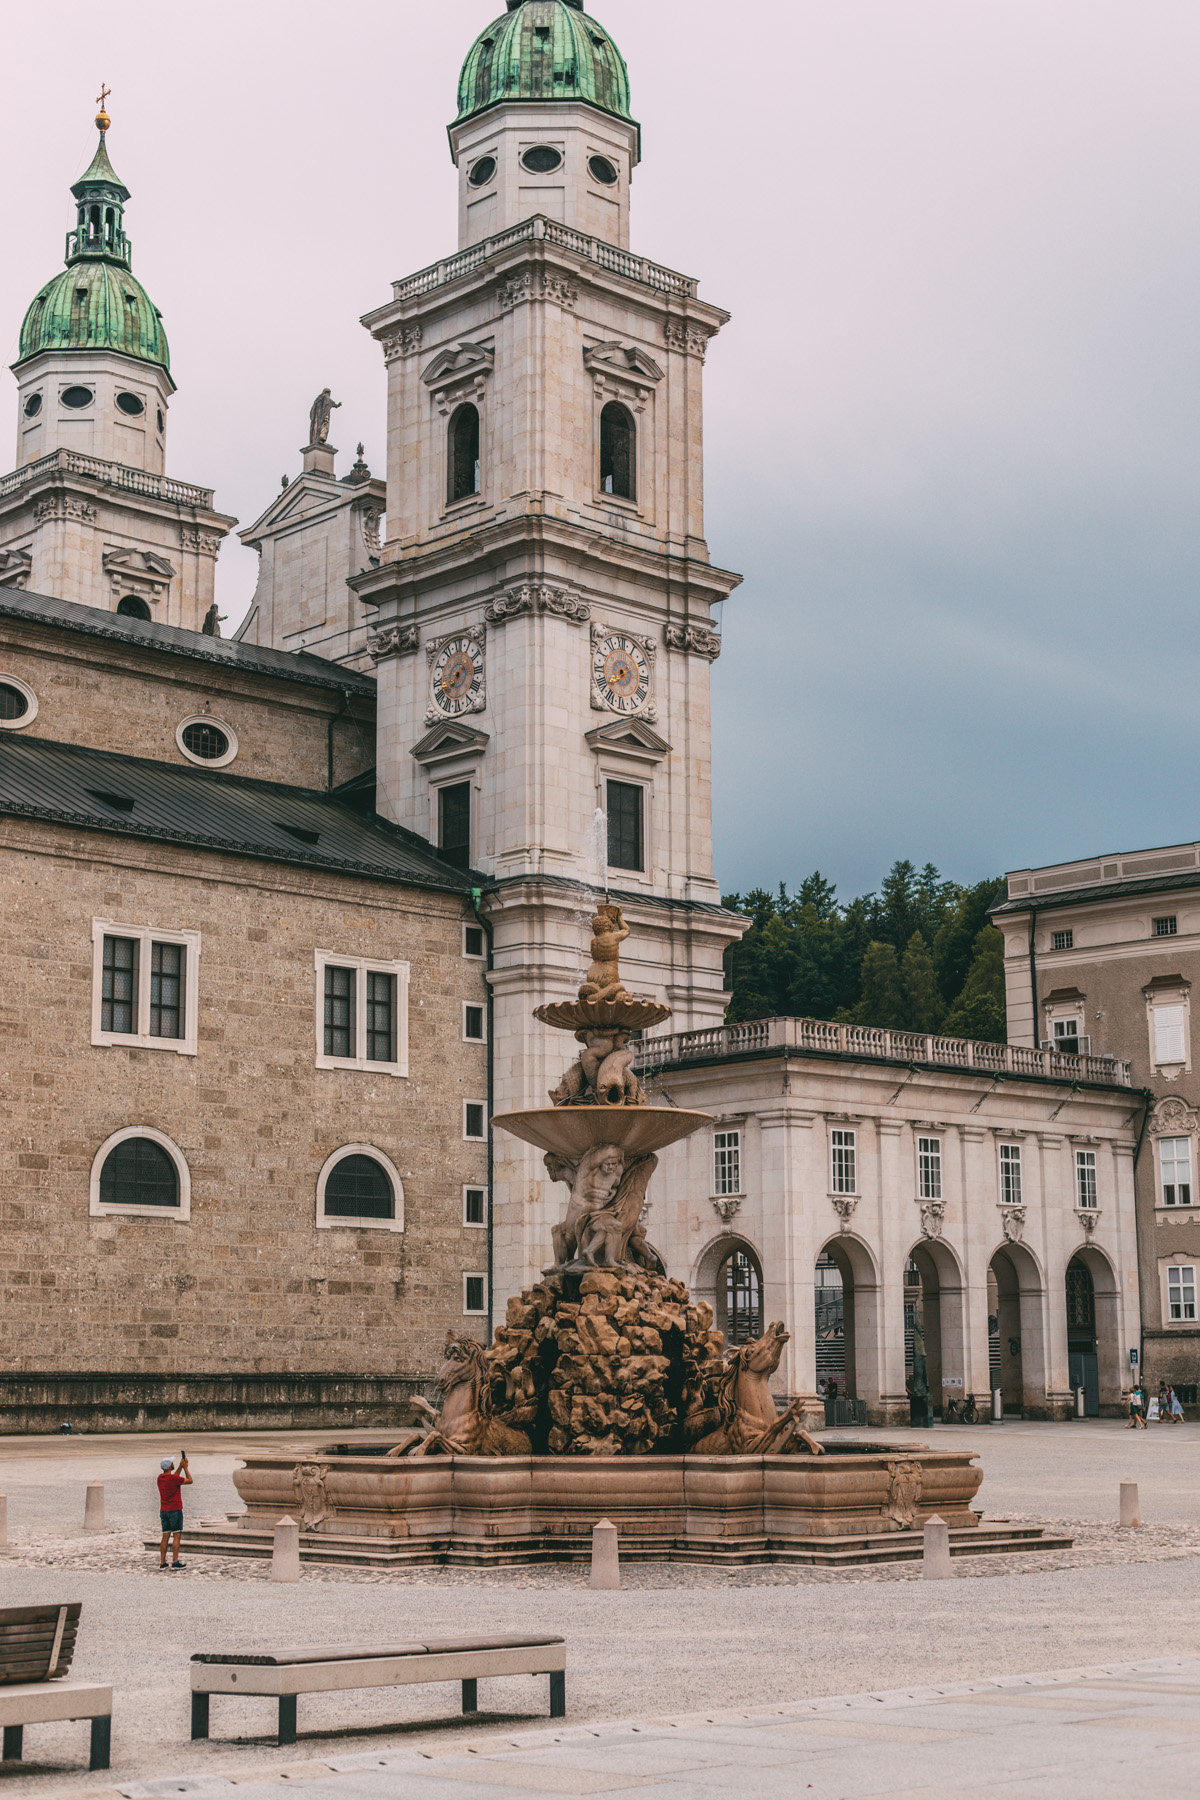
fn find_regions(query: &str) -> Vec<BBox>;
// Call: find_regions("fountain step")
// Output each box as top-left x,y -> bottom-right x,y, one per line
158,1523 -> 1073,1570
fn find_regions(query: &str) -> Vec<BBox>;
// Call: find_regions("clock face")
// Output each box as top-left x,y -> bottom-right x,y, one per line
431,635 -> 484,716
593,633 -> 651,713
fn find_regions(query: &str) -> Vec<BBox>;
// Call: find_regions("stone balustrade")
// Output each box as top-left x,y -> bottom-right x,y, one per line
0,449 -> 214,511
391,214 -> 699,304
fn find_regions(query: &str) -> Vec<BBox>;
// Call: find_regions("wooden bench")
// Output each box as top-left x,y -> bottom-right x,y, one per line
190,1634 -> 567,1747
0,1605 -> 111,1772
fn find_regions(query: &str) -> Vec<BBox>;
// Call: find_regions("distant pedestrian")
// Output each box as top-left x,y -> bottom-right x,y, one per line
1127,1387 -> 1147,1429
1168,1386 -> 1186,1423
157,1452 -> 192,1569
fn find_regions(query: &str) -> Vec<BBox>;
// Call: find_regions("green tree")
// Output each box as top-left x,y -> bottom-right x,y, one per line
850,941 -> 907,1029
941,925 -> 1006,1042
901,931 -> 945,1033
932,877 -> 1006,1002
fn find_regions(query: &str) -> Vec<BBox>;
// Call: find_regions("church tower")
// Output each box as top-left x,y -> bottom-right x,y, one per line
0,98 -> 234,627
352,0 -> 744,1299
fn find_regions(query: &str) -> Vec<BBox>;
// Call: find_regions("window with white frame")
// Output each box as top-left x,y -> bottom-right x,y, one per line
1051,929 -> 1074,951
463,1002 -> 486,1042
830,1128 -> 856,1194
463,923 -> 485,960
713,1130 -> 742,1196
316,1145 -> 405,1233
1167,1264 -> 1197,1322
464,1101 -> 487,1141
917,1135 -> 942,1200
1154,916 -> 1178,937
314,953 -> 409,1075
91,921 -> 200,1054
1160,1137 -> 1193,1207
1152,1003 -> 1187,1067
463,1186 -> 487,1227
999,1142 -> 1023,1205
464,1272 -> 488,1315
1053,1017 -> 1082,1056
1075,1149 -> 1098,1209
89,1126 -> 191,1221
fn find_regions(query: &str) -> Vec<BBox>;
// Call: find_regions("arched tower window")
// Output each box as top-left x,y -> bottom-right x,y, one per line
600,401 -> 635,500
116,596 -> 151,620
448,404 -> 481,504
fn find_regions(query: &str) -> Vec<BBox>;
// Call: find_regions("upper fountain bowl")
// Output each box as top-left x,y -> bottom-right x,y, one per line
493,1104 -> 712,1158
535,998 -> 671,1034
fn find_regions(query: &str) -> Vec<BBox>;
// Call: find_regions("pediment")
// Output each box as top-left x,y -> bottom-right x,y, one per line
583,342 -> 665,384
422,342 -> 496,390
239,473 -> 372,545
102,548 -> 175,579
0,548 -> 32,590
411,721 -> 491,765
585,718 -> 672,762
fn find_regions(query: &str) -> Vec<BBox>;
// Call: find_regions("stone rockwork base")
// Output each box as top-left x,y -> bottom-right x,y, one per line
0,1374 -> 425,1436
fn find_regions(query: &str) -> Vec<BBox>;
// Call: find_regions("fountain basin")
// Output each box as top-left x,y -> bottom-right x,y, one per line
493,1105 -> 712,1158
226,1445 -> 983,1562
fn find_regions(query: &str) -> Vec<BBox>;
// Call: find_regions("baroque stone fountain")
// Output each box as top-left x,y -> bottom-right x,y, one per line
204,907 -> 993,1567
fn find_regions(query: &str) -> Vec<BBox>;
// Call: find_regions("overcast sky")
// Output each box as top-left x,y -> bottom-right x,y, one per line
4,2 -> 1199,899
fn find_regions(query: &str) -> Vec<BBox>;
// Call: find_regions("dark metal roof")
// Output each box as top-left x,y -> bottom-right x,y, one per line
0,590 -> 376,697
0,734 -> 472,894
991,867 -> 1200,917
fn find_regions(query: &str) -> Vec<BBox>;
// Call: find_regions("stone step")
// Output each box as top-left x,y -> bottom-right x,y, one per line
158,1522 -> 1073,1570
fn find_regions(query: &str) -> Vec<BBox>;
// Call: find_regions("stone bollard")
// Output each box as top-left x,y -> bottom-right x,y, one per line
922,1513 -> 952,1580
590,1518 -> 620,1590
272,1515 -> 301,1582
1119,1479 -> 1140,1529
83,1482 -> 105,1532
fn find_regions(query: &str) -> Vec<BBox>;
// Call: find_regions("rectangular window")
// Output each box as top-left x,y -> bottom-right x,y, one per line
464,1003 -> 486,1042
149,941 -> 185,1040
1168,1265 -> 1197,1322
1075,1149 -> 1098,1209
1051,929 -> 1074,951
1161,1137 -> 1193,1207
1154,916 -> 1178,937
830,1129 -> 856,1194
1052,1017 -> 1081,1056
465,1102 -> 486,1141
101,935 -> 138,1034
463,924 -> 485,959
464,1273 -> 488,1316
365,971 -> 397,1064
464,1187 -> 486,1227
1153,1004 -> 1187,1066
324,965 -> 355,1059
315,953 -> 409,1076
713,1130 -> 742,1196
1000,1143 -> 1023,1205
439,782 -> 472,872
917,1136 -> 942,1200
92,921 -> 199,1054
607,780 -> 644,872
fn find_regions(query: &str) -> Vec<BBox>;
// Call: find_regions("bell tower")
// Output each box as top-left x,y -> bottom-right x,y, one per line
352,0 -> 744,1300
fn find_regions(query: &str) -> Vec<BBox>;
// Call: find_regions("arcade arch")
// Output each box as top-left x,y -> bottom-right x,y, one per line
1066,1244 -> 1121,1415
692,1235 -> 763,1345
988,1241 -> 1049,1417
904,1237 -> 968,1420
814,1235 -> 882,1417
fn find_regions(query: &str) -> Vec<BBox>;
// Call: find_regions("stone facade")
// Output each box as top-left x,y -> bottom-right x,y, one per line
995,845 -> 1200,1400
635,1020 -> 1141,1422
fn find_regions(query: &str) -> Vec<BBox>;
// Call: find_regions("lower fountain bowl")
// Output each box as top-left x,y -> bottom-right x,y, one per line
492,1105 -> 713,1157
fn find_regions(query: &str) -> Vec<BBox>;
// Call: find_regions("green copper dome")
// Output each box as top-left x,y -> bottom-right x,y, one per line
456,0 -> 632,127
15,124 -> 169,373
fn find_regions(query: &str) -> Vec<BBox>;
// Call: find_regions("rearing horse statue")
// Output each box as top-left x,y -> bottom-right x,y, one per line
689,1322 -> 825,1456
395,1332 -> 532,1458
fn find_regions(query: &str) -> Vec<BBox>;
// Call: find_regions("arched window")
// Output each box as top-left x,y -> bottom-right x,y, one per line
1066,1257 -> 1096,1335
90,1128 -> 190,1218
117,596 -> 151,620
317,1145 -> 405,1232
448,404 -> 481,504
719,1247 -> 762,1345
600,401 -> 635,501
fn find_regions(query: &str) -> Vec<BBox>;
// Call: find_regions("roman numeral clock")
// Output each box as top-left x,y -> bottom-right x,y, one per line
427,630 -> 486,724
591,624 -> 656,721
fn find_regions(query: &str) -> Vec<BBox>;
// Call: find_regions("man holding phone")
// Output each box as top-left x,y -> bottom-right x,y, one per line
157,1452 -> 192,1570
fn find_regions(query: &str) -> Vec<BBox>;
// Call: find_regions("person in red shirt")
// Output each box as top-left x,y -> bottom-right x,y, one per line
157,1453 -> 192,1570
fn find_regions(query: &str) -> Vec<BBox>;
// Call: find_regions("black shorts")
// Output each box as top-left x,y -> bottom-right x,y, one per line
160,1509 -> 183,1532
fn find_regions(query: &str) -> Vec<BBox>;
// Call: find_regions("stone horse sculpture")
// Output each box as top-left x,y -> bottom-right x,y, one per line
394,1332 -> 531,1458
688,1322 -> 826,1456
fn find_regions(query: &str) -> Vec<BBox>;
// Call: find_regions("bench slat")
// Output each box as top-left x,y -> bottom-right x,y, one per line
192,1634 -> 565,1669
0,1608 -> 82,1630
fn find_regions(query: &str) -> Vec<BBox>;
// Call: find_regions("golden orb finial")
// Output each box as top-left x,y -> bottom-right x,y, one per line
95,83 -> 111,133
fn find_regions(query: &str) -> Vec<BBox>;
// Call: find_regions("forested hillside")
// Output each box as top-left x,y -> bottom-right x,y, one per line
722,860 -> 1007,1042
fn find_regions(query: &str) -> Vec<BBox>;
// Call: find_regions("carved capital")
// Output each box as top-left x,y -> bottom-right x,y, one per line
1077,1207 -> 1102,1235
497,271 -> 579,311
831,1196 -> 858,1232
381,323 -> 422,362
181,528 -> 223,556
663,318 -> 713,359
485,583 -> 591,626
711,1195 -> 743,1227
664,622 -> 722,662
367,622 -> 419,662
34,495 -> 96,524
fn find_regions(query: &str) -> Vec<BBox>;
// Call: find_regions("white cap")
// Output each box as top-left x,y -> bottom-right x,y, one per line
160,1458 -> 174,1471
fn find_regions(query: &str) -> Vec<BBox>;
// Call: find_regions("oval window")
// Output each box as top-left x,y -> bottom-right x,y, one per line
23,394 -> 42,419
521,145 -> 563,174
0,682 -> 30,722
116,392 -> 146,416
61,386 -> 94,409
181,721 -> 230,761
588,155 -> 619,186
468,155 -> 497,188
